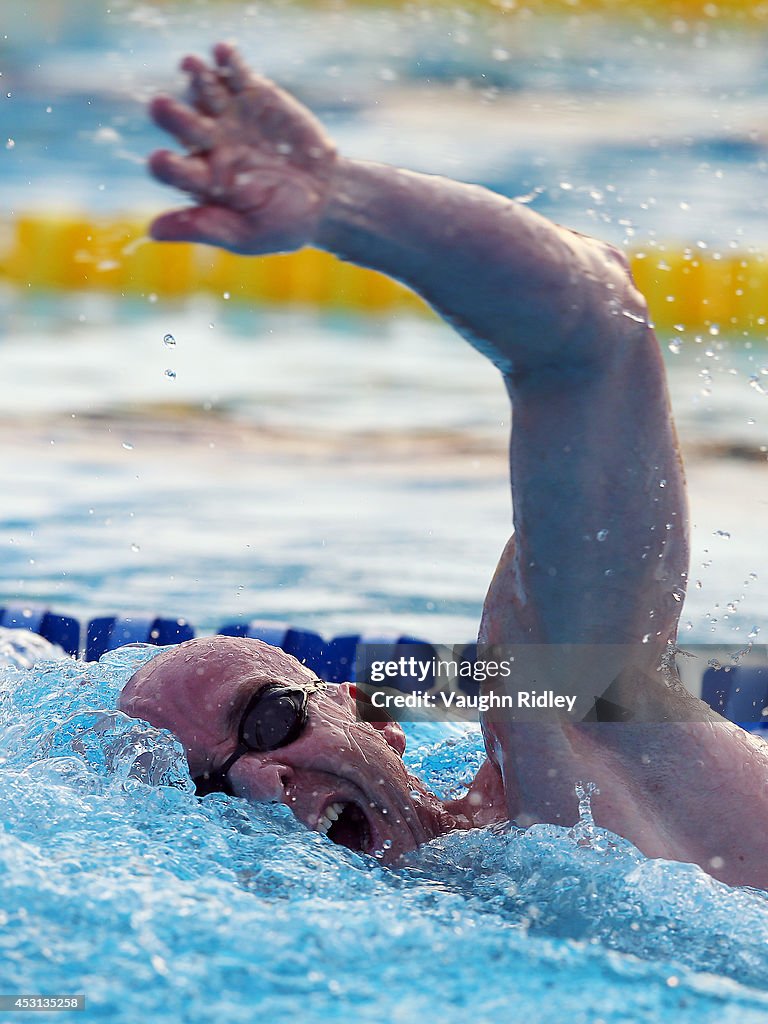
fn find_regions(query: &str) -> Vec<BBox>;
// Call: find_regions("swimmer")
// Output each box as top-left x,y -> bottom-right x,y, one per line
120,43 -> 768,888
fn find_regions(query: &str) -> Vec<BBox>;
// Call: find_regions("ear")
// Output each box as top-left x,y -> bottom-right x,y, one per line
367,716 -> 407,757
343,684 -> 407,757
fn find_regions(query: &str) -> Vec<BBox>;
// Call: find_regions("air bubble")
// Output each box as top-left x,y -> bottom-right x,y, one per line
164,369 -> 176,380
596,529 -> 609,542
163,333 -> 176,347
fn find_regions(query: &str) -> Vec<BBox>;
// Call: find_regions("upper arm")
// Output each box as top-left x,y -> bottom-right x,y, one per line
479,274 -> 688,656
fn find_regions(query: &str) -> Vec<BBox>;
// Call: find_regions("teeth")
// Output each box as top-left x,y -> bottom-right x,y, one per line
317,801 -> 345,834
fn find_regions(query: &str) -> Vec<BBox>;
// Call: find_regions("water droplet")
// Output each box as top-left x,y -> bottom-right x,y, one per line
708,324 -> 720,336
659,479 -> 667,488
163,333 -> 176,347
596,529 -> 609,542
5,138 -> 15,150
622,309 -> 647,325
382,838 -> 393,850
668,339 -> 682,355
121,442 -> 134,451
130,543 -> 140,553
749,626 -> 761,639
164,369 -> 176,380
713,530 -> 731,539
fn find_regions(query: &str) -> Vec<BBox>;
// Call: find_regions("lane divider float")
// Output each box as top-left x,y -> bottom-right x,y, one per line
2,214 -> 768,334
1,603 -> 768,727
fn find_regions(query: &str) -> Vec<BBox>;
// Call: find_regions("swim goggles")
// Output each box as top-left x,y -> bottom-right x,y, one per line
194,678 -> 326,796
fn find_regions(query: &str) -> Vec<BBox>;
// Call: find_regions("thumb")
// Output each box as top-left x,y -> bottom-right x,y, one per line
149,206 -> 250,251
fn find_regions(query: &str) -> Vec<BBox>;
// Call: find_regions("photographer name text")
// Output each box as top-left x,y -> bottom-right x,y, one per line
369,690 -> 578,713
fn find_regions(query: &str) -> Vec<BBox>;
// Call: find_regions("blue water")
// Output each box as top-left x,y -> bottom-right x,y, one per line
3,4 -> 768,1021
3,643 -> 768,1023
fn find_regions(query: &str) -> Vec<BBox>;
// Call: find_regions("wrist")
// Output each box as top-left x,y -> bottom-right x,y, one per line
313,155 -> 370,253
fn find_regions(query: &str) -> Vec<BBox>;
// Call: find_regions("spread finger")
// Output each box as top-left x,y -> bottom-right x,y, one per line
213,42 -> 253,93
148,149 -> 211,196
181,55 -> 230,115
149,95 -> 215,152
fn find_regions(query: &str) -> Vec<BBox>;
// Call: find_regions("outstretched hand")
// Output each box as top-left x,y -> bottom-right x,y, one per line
148,43 -> 337,254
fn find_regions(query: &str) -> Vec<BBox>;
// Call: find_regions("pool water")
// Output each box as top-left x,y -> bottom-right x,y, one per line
2,4 -> 768,1022
4,644 -> 768,1023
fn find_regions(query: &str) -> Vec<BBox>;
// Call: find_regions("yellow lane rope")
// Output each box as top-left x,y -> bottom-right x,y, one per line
2,213 -> 768,334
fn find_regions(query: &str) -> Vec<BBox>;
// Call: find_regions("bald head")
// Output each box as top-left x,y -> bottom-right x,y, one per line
118,635 -> 320,775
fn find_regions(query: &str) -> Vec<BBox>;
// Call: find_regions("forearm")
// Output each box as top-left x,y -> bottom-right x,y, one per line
316,157 -> 639,375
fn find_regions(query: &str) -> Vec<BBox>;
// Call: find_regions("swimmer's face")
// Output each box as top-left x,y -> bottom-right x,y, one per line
118,636 -> 448,862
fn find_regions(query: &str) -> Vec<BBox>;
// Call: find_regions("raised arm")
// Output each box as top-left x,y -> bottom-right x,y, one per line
149,43 -> 687,658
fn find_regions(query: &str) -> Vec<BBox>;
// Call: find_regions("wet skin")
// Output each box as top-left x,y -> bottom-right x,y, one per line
126,43 -> 768,888
119,635 -> 504,863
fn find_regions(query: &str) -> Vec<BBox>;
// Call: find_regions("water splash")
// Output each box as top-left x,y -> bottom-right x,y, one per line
4,651 -> 768,1021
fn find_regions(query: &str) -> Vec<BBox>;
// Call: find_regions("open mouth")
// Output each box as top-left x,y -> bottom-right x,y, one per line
316,800 -> 372,854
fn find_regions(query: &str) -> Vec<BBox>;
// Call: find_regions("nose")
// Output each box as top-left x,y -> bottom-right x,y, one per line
227,757 -> 293,803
